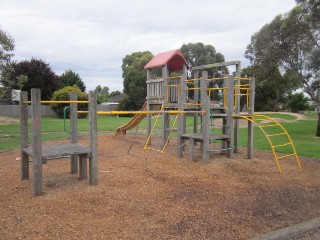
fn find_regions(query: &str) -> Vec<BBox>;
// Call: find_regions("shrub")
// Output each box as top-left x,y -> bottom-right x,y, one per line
288,93 -> 309,113
51,85 -> 88,118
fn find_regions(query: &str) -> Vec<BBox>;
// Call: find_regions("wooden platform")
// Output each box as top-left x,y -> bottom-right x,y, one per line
181,133 -> 230,141
22,143 -> 91,163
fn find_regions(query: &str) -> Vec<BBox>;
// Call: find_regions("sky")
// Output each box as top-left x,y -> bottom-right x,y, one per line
1,0 -> 297,92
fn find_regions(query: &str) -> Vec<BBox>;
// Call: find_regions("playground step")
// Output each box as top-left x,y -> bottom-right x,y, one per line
210,113 -> 228,118
181,133 -> 230,141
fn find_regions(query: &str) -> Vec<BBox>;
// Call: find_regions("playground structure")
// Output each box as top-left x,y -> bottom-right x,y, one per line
19,50 -> 302,196
140,49 -> 301,172
20,89 -> 98,196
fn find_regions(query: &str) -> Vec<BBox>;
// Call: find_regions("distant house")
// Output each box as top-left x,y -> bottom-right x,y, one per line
109,93 -> 128,103
98,93 -> 128,112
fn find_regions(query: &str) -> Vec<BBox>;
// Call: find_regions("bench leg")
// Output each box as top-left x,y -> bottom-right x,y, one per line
79,154 -> 87,180
71,155 -> 78,174
21,151 -> 29,180
189,139 -> 196,161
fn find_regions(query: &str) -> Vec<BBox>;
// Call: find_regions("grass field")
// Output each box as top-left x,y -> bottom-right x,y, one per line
0,113 -> 319,159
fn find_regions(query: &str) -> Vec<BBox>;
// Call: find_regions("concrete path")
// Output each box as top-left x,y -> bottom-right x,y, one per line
251,216 -> 320,240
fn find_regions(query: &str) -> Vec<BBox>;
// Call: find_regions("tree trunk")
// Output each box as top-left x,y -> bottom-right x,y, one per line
316,112 -> 320,137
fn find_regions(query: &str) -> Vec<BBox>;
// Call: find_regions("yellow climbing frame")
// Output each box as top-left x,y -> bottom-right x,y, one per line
144,109 -> 178,153
234,114 -> 302,173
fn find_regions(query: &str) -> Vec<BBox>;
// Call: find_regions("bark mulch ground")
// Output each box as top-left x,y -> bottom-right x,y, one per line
0,134 -> 319,239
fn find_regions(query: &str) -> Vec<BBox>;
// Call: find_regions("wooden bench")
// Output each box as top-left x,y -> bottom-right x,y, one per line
20,89 -> 98,196
22,143 -> 91,180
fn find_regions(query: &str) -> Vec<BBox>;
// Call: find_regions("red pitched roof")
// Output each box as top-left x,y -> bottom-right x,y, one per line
144,49 -> 189,71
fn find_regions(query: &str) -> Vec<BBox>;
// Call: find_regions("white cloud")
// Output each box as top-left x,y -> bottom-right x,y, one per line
0,0 -> 296,91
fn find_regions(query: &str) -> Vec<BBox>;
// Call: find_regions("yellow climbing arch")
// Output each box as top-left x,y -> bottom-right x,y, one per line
234,114 -> 302,173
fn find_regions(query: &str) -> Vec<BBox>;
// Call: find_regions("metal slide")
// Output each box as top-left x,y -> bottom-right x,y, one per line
114,102 -> 147,136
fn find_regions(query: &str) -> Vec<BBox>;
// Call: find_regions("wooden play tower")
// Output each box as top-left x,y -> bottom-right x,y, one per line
144,49 -> 255,163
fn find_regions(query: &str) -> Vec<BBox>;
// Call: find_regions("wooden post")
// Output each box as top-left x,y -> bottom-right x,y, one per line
221,75 -> 228,154
200,71 -> 209,164
234,63 -> 241,152
193,70 -> 199,133
189,138 -> 196,161
70,92 -> 78,173
79,154 -> 87,180
20,91 -> 29,179
88,91 -> 98,186
146,69 -> 152,144
162,65 -> 169,145
227,75 -> 235,158
177,64 -> 187,158
247,77 -> 255,159
31,89 -> 43,196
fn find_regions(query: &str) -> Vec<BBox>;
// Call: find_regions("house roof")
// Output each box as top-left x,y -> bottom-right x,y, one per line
144,49 -> 189,71
109,93 -> 128,103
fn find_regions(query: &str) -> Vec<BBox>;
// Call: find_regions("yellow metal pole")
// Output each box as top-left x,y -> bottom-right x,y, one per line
24,100 -> 89,104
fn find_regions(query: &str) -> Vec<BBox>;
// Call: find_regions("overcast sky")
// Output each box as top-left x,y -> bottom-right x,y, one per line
1,0 -> 297,92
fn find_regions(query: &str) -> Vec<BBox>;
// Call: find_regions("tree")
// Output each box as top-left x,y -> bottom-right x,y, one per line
121,51 -> 153,110
288,92 -> 309,113
180,42 -> 226,100
59,69 -> 86,92
0,27 -> 15,69
51,85 -> 88,118
1,58 -> 59,100
245,4 -> 320,135
180,42 -> 225,67
241,64 -> 291,111
0,27 -> 15,99
110,90 -> 121,97
95,85 -> 109,103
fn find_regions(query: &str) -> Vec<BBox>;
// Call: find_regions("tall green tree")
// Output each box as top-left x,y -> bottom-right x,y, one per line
95,85 -> 110,104
180,42 -> 226,100
2,58 -> 59,100
121,51 -> 153,110
180,42 -> 225,67
59,69 -> 86,92
245,3 -> 320,135
0,27 -> 14,68
0,27 -> 15,99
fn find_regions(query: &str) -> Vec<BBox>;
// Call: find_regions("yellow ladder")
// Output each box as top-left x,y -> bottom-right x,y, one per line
144,110 -> 178,153
234,114 -> 302,173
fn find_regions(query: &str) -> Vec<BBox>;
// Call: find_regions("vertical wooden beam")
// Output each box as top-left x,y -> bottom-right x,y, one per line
234,63 -> 241,153
193,70 -> 199,133
20,91 -> 29,179
70,92 -> 78,173
31,89 -> 43,196
221,75 -> 228,154
146,69 -> 152,143
162,65 -> 168,104
161,65 -> 169,145
227,75 -> 235,158
79,154 -> 87,180
88,91 -> 98,186
177,64 -> 187,158
200,71 -> 209,164
247,77 -> 256,159
189,138 -> 196,161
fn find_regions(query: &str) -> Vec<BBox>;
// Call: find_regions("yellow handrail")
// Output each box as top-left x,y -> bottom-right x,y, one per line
24,100 -> 89,104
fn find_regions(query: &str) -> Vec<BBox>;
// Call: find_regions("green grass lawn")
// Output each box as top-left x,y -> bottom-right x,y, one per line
1,113 -> 319,159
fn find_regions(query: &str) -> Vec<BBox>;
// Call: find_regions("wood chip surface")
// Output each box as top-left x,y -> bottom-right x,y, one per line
0,134 -> 319,239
